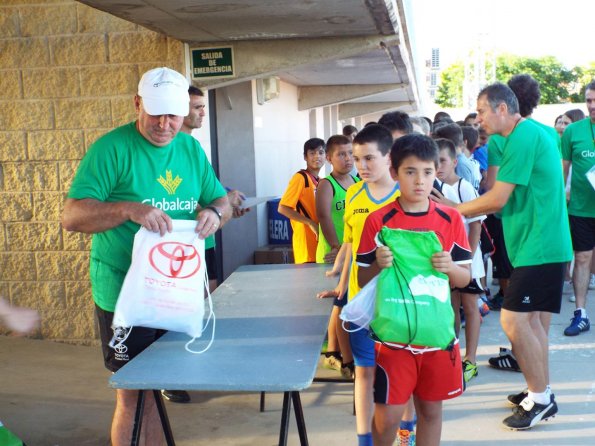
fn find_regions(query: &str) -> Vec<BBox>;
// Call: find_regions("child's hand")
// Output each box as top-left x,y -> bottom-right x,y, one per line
325,268 -> 340,277
431,251 -> 454,274
323,247 -> 340,264
376,245 -> 393,269
316,282 -> 345,300
307,220 -> 318,239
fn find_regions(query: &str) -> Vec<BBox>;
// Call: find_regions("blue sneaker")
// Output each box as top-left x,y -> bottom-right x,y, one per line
563,310 -> 590,336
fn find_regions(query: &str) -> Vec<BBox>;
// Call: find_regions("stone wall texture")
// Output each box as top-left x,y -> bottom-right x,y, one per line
0,0 -> 185,343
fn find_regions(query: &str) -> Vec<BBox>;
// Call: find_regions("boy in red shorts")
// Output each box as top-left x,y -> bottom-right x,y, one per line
357,134 -> 472,446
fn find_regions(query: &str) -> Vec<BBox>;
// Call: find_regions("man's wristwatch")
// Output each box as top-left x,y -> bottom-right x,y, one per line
205,205 -> 222,222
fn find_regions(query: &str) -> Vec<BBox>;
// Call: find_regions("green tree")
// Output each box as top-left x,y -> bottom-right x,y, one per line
495,54 -> 574,103
434,54 -> 590,107
569,63 -> 595,102
434,62 -> 464,108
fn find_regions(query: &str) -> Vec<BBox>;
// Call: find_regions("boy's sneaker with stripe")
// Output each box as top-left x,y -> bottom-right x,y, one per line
502,396 -> 557,430
563,309 -> 590,336
322,352 -> 342,371
463,360 -> 478,383
488,347 -> 521,372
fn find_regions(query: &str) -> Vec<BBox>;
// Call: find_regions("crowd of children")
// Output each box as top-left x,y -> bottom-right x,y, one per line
278,75 -> 579,445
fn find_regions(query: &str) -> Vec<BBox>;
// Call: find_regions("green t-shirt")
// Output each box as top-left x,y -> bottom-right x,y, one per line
315,174 -> 359,263
489,118 -> 560,167
497,120 -> 572,267
68,122 -> 226,309
562,118 -> 595,217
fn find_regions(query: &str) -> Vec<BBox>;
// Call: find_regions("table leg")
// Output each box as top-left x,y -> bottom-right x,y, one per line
152,390 -> 176,446
277,391 -> 292,446
291,391 -> 309,446
130,390 -> 146,446
260,391 -> 266,412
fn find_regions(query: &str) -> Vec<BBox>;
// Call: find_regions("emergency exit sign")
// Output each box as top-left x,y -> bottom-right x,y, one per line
191,47 -> 235,79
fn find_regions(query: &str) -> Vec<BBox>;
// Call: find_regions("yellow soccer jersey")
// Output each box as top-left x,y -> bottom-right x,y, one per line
344,181 -> 400,300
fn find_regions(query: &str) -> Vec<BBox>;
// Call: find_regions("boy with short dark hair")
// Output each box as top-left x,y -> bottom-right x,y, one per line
317,124 -> 400,446
357,134 -> 472,446
278,138 -> 326,264
316,134 -> 359,377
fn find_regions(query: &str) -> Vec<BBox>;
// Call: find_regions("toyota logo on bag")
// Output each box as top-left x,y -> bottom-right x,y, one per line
149,242 -> 201,278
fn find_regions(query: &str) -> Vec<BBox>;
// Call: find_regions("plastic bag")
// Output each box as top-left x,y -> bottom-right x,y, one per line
113,220 -> 208,339
0,421 -> 24,446
370,227 -> 456,350
340,276 -> 378,331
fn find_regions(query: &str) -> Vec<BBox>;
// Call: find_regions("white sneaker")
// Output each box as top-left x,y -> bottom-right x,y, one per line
569,295 -> 576,303
589,274 -> 595,290
563,280 -> 573,294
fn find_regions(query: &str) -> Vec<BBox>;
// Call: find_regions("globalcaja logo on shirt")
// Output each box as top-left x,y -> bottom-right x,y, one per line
158,170 -> 182,194
142,170 -> 198,214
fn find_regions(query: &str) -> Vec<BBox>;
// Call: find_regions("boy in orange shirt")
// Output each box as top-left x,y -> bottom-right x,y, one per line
279,138 -> 326,263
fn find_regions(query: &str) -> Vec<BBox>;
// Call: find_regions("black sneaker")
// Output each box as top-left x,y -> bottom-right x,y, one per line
507,388 -> 528,406
488,347 -> 521,372
502,396 -> 557,430
508,389 -> 556,407
161,389 -> 191,403
487,290 -> 504,311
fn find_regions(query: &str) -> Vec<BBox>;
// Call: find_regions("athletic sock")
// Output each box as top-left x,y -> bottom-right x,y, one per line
578,308 -> 588,318
528,390 -> 550,405
357,432 -> 373,446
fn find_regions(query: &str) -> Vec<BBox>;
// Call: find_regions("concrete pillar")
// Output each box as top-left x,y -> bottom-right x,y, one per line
214,82 -> 258,280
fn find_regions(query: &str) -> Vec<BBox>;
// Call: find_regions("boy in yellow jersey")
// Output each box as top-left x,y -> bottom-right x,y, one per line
279,138 -> 326,264
316,135 -> 359,378
318,124 -> 400,446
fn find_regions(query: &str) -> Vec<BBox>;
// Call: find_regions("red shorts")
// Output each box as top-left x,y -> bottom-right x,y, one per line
374,343 -> 464,404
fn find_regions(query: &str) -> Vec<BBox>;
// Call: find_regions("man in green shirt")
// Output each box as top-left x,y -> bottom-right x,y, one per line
62,67 -> 231,446
562,80 -> 595,337
451,83 -> 572,430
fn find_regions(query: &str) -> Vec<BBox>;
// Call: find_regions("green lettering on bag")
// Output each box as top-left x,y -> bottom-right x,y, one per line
370,227 -> 456,350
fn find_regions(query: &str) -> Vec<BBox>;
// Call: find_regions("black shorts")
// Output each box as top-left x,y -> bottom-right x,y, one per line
205,247 -> 218,279
569,215 -> 595,252
484,214 -> 513,279
502,263 -> 564,313
455,278 -> 484,295
334,291 -> 348,308
96,305 -> 166,373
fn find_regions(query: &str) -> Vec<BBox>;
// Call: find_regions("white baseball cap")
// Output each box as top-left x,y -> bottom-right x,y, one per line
137,67 -> 189,117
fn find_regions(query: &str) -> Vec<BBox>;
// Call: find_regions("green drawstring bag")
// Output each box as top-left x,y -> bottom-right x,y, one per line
369,227 -> 456,351
0,421 -> 25,446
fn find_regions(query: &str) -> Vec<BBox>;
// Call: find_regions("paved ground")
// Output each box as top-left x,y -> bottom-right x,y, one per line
1,282 -> 594,446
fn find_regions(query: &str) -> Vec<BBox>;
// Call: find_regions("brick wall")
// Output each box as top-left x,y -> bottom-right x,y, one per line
0,0 -> 185,343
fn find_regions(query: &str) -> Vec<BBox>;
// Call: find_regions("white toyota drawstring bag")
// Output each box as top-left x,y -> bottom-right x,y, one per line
113,219 -> 214,353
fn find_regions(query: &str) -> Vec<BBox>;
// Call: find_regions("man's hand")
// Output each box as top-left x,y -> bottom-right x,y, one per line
227,190 -> 250,218
128,202 -> 173,236
429,188 -> 457,208
376,245 -> 393,269
0,298 -> 40,336
195,207 -> 221,239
